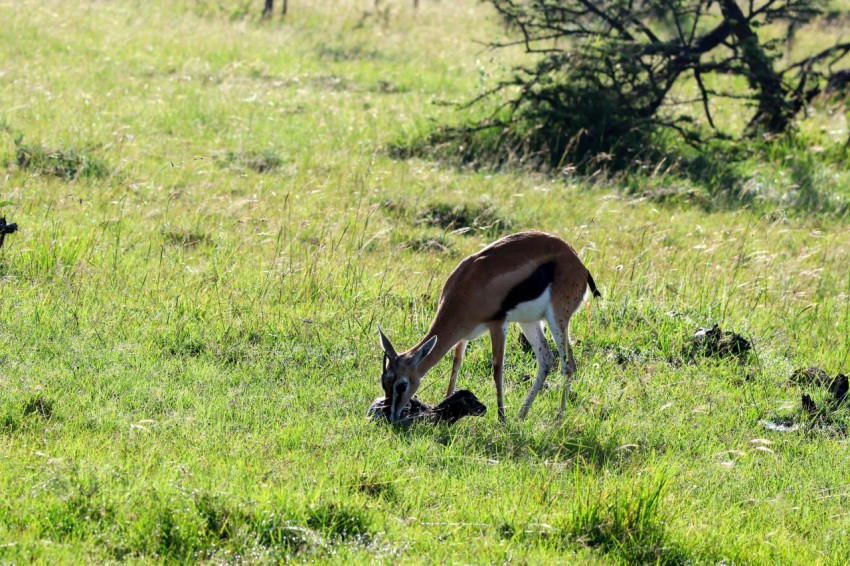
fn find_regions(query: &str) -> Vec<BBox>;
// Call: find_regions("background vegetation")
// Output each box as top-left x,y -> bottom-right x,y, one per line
1,0 -> 849,562
442,0 -> 850,170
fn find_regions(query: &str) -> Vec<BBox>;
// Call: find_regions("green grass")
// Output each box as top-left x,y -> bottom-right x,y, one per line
1,0 -> 850,563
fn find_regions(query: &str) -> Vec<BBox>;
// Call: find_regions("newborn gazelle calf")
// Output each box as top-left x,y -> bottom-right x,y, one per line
379,231 -> 600,423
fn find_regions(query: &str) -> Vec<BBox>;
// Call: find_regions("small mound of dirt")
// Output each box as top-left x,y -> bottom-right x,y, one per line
682,325 -> 751,361
762,368 -> 850,435
404,236 -> 454,254
830,374 -> 849,402
417,203 -> 512,235
791,366 -> 831,386
602,345 -> 646,366
801,393 -> 817,415
803,373 -> 850,412
368,389 -> 487,425
16,142 -> 109,179
23,395 -> 54,419
797,368 -> 849,422
161,228 -> 212,248
216,149 -> 284,174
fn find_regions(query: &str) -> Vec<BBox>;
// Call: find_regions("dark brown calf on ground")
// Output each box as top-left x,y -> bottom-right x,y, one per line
0,217 -> 17,250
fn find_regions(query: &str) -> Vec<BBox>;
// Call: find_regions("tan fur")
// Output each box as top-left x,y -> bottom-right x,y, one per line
379,231 -> 597,422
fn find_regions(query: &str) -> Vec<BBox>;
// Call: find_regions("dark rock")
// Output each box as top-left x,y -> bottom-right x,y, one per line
368,389 -> 487,425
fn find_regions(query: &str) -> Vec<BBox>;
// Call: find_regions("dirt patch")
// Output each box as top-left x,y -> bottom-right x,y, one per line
417,203 -> 512,235
636,187 -> 712,209
216,149 -> 284,174
370,79 -> 408,94
23,395 -> 54,419
15,142 -> 109,179
355,473 -> 398,501
310,74 -> 349,91
161,229 -> 212,248
602,345 -> 647,366
317,43 -> 382,62
682,325 -> 751,361
403,235 -> 454,254
760,418 -> 800,433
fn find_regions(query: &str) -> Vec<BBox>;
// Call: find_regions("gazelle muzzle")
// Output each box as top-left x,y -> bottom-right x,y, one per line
389,379 -> 410,422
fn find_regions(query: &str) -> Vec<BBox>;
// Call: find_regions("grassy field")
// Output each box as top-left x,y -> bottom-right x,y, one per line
2,0 -> 850,563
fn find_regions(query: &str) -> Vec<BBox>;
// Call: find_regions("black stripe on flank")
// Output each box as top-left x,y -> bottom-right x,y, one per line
491,262 -> 555,321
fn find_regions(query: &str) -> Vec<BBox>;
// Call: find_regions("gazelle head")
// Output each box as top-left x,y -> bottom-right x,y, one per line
378,326 -> 438,423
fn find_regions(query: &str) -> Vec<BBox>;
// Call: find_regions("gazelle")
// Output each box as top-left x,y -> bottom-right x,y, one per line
379,230 -> 600,423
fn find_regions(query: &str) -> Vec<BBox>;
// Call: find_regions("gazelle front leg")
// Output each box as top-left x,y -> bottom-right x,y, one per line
446,340 -> 468,397
488,322 -> 508,423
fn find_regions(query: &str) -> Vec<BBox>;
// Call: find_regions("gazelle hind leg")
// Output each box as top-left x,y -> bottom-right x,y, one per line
546,308 -> 576,419
446,340 -> 468,397
518,321 -> 554,420
560,339 -> 577,417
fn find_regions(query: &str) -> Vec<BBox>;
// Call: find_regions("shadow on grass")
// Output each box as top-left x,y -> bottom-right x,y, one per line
26,462 -> 376,562
385,416 -> 636,472
0,394 -> 57,433
614,139 -> 850,215
389,123 -> 850,216
379,198 -> 514,239
500,468 -> 693,564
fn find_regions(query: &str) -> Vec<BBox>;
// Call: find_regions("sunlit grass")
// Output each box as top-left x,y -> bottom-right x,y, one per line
1,0 -> 850,563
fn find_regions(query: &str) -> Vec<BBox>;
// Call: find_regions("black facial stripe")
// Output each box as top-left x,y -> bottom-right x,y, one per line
491,261 -> 555,320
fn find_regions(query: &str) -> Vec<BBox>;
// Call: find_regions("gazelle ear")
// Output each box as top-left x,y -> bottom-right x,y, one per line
411,336 -> 438,369
377,325 -> 397,360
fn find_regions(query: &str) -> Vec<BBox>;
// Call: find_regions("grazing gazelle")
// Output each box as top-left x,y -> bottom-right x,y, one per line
379,230 -> 601,423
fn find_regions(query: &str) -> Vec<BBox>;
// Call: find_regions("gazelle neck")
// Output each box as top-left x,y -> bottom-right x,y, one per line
406,313 -> 473,376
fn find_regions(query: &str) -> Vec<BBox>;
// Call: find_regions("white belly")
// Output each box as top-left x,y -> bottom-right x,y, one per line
506,287 -> 551,323
465,323 -> 489,341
